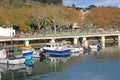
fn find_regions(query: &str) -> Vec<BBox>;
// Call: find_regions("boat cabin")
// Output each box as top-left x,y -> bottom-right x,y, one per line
46,42 -> 67,50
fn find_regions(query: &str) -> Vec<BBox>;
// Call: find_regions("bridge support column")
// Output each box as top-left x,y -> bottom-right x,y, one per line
50,39 -> 56,42
101,36 -> 105,48
118,35 -> 120,47
25,40 -> 30,46
83,37 -> 86,41
74,37 -> 79,45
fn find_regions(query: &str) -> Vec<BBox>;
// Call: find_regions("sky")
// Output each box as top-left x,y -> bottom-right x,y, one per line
63,0 -> 120,8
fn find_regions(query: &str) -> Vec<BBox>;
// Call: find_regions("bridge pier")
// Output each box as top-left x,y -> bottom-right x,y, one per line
118,35 -> 120,47
25,40 -> 30,46
101,36 -> 105,48
83,37 -> 86,41
73,37 -> 79,45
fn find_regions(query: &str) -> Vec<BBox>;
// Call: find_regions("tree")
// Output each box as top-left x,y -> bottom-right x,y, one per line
85,7 -> 120,29
19,22 -> 25,31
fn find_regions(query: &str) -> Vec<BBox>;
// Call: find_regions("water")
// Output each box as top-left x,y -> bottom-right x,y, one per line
1,47 -> 120,80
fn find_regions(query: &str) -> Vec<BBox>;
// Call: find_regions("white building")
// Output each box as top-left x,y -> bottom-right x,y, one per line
0,27 -> 15,37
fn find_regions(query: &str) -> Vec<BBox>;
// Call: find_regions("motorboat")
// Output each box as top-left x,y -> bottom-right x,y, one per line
41,40 -> 71,57
67,44 -> 84,57
89,41 -> 101,50
20,46 -> 35,59
67,44 -> 84,53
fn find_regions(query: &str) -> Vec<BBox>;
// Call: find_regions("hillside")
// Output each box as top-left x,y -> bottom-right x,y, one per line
0,0 -> 63,8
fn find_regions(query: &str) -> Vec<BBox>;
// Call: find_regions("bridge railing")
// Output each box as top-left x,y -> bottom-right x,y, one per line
14,30 -> 120,38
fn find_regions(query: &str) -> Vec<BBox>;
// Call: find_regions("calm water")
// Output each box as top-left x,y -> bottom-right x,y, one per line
1,46 -> 120,80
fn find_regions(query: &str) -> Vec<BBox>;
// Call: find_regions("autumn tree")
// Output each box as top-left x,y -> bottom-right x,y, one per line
46,5 -> 67,33
0,4 -> 82,33
64,7 -> 82,31
85,7 -> 120,29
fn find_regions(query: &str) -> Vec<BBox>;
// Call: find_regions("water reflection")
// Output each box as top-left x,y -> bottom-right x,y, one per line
48,57 -> 70,63
91,49 -> 100,57
89,47 -> 120,63
0,60 -> 33,80
25,60 -> 33,69
33,57 -> 70,73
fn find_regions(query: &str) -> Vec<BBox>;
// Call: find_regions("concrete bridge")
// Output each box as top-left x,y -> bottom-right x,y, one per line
0,32 -> 120,48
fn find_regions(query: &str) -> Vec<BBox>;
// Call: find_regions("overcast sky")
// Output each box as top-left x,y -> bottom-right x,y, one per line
63,0 -> 120,8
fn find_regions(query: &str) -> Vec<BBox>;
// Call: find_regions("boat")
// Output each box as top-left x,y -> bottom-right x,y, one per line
82,40 -> 91,50
0,49 -> 25,65
41,40 -> 71,57
89,41 -> 101,50
20,46 -> 35,60
67,44 -> 84,53
67,44 -> 84,57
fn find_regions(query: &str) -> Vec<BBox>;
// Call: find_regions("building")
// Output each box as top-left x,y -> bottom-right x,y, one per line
0,27 -> 15,37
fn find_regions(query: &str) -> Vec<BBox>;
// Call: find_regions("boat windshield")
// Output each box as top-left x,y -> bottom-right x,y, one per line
46,45 -> 50,47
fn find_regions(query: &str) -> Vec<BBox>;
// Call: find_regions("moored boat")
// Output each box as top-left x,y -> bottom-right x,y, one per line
67,44 -> 84,57
20,46 -> 35,60
89,41 -> 101,50
67,44 -> 84,53
0,49 -> 25,65
41,40 -> 71,57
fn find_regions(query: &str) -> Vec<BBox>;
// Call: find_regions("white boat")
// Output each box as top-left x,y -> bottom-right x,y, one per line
82,40 -> 90,49
41,40 -> 71,57
0,49 -> 25,65
89,41 -> 101,50
89,45 -> 98,49
67,44 -> 84,57
67,44 -> 84,53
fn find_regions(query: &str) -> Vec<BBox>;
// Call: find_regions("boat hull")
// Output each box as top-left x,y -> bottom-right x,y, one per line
44,49 -> 71,57
23,51 -> 33,60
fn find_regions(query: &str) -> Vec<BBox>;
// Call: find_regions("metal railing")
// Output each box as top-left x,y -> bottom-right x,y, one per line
17,30 -> 120,38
